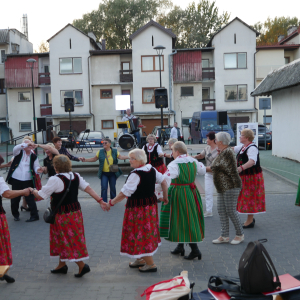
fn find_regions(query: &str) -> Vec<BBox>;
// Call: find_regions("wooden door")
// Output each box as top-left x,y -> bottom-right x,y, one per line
141,118 -> 168,136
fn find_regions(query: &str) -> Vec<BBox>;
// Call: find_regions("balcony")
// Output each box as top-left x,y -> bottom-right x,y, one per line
202,68 -> 215,80
40,104 -> 52,116
202,99 -> 216,111
120,70 -> 133,82
39,73 -> 51,85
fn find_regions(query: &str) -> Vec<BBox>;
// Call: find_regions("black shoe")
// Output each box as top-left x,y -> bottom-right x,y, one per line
184,244 -> 202,260
171,243 -> 185,256
51,265 -> 68,274
253,218 -> 256,223
75,264 -> 90,278
2,275 -> 15,283
243,221 -> 255,229
26,216 -> 39,222
14,217 -> 20,221
21,206 -> 30,212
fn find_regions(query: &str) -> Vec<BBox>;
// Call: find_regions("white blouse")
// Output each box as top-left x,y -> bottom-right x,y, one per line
155,154 -> 206,198
121,164 -> 164,197
234,143 -> 258,164
38,172 -> 89,199
0,177 -> 9,196
143,143 -> 163,155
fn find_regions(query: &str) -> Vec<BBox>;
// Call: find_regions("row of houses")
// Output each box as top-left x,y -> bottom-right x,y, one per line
0,17 -> 300,144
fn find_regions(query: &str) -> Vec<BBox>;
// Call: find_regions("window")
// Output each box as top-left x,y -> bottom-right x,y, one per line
141,56 -> 164,72
182,118 -> 192,126
225,85 -> 247,101
202,59 -> 209,68
224,53 -> 247,69
18,92 -> 31,101
45,93 -> 52,104
202,88 -> 210,99
102,120 -> 114,129
1,50 -> 5,64
142,87 -> 158,103
0,79 -> 5,94
234,33 -> 236,44
59,58 -> 82,74
20,122 -> 32,131
263,115 -> 272,125
100,89 -> 113,99
181,86 -> 194,97
285,57 -> 290,64
60,90 -> 83,105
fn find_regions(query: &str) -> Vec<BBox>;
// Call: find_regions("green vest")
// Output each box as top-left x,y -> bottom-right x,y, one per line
97,148 -> 122,179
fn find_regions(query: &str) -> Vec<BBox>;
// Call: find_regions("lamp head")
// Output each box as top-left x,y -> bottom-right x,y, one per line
154,45 -> 166,55
27,58 -> 36,65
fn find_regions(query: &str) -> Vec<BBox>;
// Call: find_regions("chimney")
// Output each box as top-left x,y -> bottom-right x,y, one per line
287,26 -> 298,36
102,39 -> 106,51
278,35 -> 285,42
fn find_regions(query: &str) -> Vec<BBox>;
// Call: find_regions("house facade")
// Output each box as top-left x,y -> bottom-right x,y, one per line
0,28 -> 33,142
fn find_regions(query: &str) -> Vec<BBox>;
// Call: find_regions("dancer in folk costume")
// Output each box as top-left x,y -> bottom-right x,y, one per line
30,155 -> 107,278
106,149 -> 168,273
142,134 -> 167,174
234,128 -> 266,228
0,157 -> 31,283
296,181 -> 300,207
159,141 -> 206,260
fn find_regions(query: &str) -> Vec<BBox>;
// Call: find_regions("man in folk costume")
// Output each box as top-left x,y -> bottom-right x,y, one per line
158,141 -> 206,260
6,140 -> 43,222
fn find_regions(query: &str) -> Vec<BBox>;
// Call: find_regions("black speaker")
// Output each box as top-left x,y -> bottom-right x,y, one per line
64,98 -> 74,112
37,118 -> 47,131
217,111 -> 227,125
155,88 -> 168,108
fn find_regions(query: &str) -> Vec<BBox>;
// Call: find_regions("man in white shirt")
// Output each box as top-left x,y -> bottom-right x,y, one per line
170,122 -> 182,140
6,140 -> 43,222
122,108 -> 142,144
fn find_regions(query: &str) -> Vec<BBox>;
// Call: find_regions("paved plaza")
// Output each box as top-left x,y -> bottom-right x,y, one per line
0,151 -> 300,299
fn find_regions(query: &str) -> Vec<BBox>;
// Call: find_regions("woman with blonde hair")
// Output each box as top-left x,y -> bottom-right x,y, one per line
164,138 -> 177,165
106,149 -> 168,273
142,134 -> 167,173
234,128 -> 266,228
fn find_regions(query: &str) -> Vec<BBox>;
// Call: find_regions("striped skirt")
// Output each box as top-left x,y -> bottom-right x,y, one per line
160,185 -> 205,243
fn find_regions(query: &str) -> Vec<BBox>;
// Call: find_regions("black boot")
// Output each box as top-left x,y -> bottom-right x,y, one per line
184,243 -> 202,260
1,275 -> 15,283
171,243 -> 185,256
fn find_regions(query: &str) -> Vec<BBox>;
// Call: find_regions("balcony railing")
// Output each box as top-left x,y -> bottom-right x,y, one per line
202,99 -> 216,111
120,70 -> 133,82
40,104 -> 52,116
202,68 -> 215,80
39,73 -> 51,85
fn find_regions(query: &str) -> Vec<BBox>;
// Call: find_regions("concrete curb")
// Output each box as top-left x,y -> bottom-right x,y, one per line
262,166 -> 298,188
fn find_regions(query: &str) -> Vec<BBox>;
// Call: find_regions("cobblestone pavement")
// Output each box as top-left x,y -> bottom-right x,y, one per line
0,166 -> 299,299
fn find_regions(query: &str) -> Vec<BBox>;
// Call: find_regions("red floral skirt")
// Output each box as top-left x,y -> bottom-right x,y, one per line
50,210 -> 89,262
237,172 -> 266,214
120,204 -> 161,258
155,163 -> 167,174
0,214 -> 12,266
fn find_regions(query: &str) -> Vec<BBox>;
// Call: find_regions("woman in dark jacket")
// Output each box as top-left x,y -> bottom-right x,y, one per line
30,155 -> 106,277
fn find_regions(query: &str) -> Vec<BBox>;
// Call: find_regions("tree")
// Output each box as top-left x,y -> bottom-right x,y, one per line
34,41 -> 49,53
254,17 -> 300,46
73,0 -> 171,49
158,0 -> 230,48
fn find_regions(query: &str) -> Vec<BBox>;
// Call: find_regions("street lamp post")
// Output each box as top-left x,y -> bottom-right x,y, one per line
154,45 -> 166,145
27,58 -> 37,151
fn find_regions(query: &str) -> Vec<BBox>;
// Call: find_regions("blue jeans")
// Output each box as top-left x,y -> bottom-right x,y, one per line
133,131 -> 141,144
101,172 -> 117,203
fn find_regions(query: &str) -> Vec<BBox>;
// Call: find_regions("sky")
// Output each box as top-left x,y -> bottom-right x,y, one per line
1,0 -> 300,51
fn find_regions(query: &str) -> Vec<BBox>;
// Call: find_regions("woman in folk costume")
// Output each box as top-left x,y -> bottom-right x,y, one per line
159,141 -> 206,260
0,157 -> 32,283
142,134 -> 167,174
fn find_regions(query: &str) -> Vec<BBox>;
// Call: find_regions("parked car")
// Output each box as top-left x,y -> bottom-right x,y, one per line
258,123 -> 272,149
76,130 -> 105,148
191,111 -> 235,145
57,130 -> 78,149
152,126 -> 184,145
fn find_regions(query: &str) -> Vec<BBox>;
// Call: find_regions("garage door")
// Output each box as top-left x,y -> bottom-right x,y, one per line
229,117 -> 249,127
60,121 -> 86,135
141,119 -> 168,135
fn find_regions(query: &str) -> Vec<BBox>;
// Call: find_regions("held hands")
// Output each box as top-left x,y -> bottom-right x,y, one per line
79,157 -> 85,162
162,197 -> 169,205
237,166 -> 242,173
37,167 -> 44,174
23,188 -> 31,197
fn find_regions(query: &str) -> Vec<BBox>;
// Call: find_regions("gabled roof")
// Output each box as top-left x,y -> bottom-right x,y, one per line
90,49 -> 132,56
251,58 -> 300,96
278,26 -> 300,45
256,44 -> 300,50
47,24 -> 100,50
129,19 -> 176,41
207,17 -> 260,47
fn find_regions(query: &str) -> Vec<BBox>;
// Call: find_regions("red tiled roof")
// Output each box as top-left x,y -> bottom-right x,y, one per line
278,26 -> 300,45
257,44 -> 300,50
